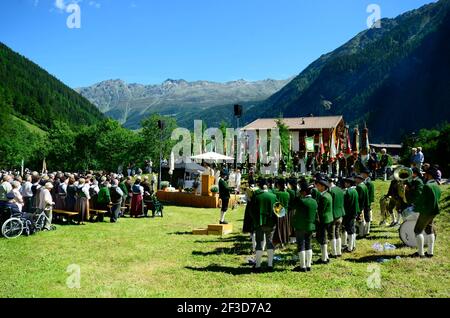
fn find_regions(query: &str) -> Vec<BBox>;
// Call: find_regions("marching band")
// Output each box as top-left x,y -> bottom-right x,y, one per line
240,165 -> 442,273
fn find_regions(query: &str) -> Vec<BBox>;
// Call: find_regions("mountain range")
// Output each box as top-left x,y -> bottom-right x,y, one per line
76,78 -> 290,129
77,0 -> 450,142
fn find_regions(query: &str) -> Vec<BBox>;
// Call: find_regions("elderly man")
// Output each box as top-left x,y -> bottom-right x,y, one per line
20,175 -> 34,212
0,174 -> 12,202
39,182 -> 55,230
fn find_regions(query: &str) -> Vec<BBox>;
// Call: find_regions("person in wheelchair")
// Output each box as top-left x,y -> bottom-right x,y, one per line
0,192 -> 22,218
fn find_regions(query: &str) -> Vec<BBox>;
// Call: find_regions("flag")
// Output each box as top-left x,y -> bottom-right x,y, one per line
353,127 -> 360,153
319,130 -> 325,156
169,151 -> 175,175
330,129 -> 337,158
42,158 -> 47,174
346,127 -> 352,155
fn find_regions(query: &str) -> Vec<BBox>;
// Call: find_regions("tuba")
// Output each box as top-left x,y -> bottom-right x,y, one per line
394,166 -> 413,182
273,202 -> 286,218
394,166 -> 412,204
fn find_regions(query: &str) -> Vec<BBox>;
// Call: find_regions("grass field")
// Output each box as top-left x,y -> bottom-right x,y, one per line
0,181 -> 449,298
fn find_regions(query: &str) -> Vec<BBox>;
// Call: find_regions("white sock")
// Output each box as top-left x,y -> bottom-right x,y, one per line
365,221 -> 371,235
306,250 -> 313,268
331,239 -> 337,256
267,249 -> 274,267
416,234 -> 425,256
337,238 -> 342,256
255,250 -> 263,268
343,232 -> 348,246
251,233 -> 256,252
359,221 -> 365,237
220,211 -> 226,222
299,251 -> 306,269
261,234 -> 266,251
427,234 -> 435,255
351,234 -> 357,250
321,244 -> 328,261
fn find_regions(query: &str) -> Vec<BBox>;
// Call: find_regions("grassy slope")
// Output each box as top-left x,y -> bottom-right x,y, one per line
0,181 -> 449,298
11,115 -> 47,136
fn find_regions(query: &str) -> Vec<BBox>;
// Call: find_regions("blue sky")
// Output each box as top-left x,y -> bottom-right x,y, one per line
0,0 -> 435,88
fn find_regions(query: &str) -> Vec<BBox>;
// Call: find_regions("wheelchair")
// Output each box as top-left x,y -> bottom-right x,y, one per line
0,207 -> 34,239
145,194 -> 164,218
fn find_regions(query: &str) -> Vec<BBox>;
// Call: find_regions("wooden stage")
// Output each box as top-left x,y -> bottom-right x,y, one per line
156,191 -> 238,209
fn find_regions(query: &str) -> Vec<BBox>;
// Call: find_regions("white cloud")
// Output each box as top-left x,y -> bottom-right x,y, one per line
55,0 -> 66,10
89,1 -> 101,9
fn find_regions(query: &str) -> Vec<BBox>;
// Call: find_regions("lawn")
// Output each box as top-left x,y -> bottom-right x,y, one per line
0,181 -> 449,298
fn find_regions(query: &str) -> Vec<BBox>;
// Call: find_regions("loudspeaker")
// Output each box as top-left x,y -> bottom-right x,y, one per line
234,104 -> 243,117
158,120 -> 165,130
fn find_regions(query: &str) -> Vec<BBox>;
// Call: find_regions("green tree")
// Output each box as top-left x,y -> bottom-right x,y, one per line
139,114 -> 177,171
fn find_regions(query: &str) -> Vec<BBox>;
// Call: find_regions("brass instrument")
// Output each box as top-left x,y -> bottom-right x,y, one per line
394,166 -> 413,182
273,202 -> 286,218
393,166 -> 413,203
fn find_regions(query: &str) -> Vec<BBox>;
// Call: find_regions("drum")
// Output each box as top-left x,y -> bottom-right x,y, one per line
399,212 -> 419,247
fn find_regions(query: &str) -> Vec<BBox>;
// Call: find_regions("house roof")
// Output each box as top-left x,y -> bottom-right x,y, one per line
242,116 -> 344,131
370,143 -> 403,149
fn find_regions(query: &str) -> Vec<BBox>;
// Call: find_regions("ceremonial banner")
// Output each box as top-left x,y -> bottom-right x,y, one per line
305,137 -> 315,152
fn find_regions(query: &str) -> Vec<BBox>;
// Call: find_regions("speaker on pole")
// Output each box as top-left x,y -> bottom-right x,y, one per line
234,104 -> 243,118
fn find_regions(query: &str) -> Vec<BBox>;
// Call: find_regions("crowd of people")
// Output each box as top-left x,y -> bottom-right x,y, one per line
214,162 -> 442,273
0,170 -> 161,232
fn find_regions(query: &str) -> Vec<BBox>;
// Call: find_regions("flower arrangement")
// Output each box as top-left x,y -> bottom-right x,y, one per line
160,181 -> 170,190
210,185 -> 219,193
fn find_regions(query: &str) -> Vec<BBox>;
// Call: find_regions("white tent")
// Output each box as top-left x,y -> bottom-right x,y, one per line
190,152 -> 234,161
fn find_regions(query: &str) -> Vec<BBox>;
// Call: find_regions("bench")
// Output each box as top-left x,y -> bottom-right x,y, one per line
53,209 -> 79,224
89,209 -> 109,222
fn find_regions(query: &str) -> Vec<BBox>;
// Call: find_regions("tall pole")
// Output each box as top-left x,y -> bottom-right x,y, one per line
159,127 -> 162,190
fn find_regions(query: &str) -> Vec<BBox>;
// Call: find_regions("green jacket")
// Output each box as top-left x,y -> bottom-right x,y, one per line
97,186 -> 111,204
218,178 -> 230,199
287,188 -> 297,209
311,188 -> 320,200
316,191 -> 334,224
406,177 -> 424,206
274,190 -> 290,211
254,191 -> 278,228
119,182 -> 128,199
329,186 -> 345,219
356,182 -> 369,211
415,181 -> 441,216
293,196 -> 318,232
344,187 -> 360,218
365,178 -> 375,205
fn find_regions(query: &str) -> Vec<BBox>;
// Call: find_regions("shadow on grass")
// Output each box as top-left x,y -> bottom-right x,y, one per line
345,254 -> 400,263
192,242 -> 253,256
168,231 -> 193,235
185,265 -> 283,275
358,235 -> 397,241
193,234 -> 249,244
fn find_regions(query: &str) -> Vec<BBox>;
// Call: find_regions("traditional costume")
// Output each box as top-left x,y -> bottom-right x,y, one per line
343,178 -> 359,252
355,176 -> 369,238
252,180 -> 278,272
130,181 -> 144,217
315,178 -> 334,264
292,184 -> 317,272
329,181 -> 345,257
413,168 -> 441,258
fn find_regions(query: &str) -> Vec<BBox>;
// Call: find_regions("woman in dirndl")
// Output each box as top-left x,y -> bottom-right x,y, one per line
76,178 -> 90,224
130,178 -> 144,217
